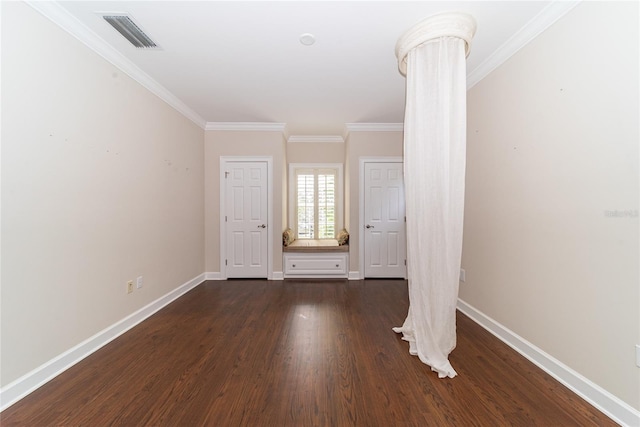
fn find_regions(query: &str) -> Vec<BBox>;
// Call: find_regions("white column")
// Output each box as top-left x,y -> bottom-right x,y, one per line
393,12 -> 476,378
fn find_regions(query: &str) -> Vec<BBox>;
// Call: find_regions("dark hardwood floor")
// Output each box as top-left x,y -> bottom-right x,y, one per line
1,279 -> 615,426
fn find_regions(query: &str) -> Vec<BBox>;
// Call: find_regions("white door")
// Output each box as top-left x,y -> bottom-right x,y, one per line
225,162 -> 268,278
364,162 -> 406,278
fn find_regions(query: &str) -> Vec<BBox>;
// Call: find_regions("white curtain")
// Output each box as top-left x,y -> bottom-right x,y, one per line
393,14 -> 475,379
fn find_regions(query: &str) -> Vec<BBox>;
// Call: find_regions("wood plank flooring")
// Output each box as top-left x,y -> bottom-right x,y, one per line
1,279 -> 616,426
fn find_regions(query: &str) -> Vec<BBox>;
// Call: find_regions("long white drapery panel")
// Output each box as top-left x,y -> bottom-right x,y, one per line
393,14 -> 475,379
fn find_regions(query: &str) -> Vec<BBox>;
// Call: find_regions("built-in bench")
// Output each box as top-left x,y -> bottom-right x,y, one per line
283,230 -> 349,278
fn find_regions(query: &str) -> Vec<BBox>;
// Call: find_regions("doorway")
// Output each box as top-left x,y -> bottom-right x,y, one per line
360,158 -> 407,278
220,157 -> 272,279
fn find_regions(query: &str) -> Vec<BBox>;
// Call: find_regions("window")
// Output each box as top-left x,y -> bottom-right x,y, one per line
289,164 -> 343,240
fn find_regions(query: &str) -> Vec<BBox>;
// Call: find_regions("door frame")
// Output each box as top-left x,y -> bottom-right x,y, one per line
220,156 -> 273,280
358,157 -> 405,279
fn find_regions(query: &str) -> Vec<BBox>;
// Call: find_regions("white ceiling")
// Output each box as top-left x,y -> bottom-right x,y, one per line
40,1 -> 574,136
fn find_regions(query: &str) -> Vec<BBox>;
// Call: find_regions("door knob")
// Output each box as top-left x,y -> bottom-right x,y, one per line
258,224 -> 266,229
365,224 -> 374,229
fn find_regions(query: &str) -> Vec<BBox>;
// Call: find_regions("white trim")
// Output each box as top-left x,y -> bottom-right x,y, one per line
345,123 -> 404,133
467,1 -> 581,89
219,157 -> 274,280
271,271 -> 284,281
288,163 -> 344,240
204,272 -> 223,280
287,135 -> 344,144
457,299 -> 640,427
25,1 -> 206,129
358,157 -> 404,279
219,158 -> 227,279
206,122 -> 287,132
348,271 -> 361,280
0,273 -> 206,412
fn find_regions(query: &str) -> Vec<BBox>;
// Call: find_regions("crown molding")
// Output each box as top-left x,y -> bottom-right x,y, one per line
287,135 -> 344,144
345,123 -> 404,133
26,1 -> 207,129
205,122 -> 287,132
26,1 -> 579,131
467,0 -> 580,89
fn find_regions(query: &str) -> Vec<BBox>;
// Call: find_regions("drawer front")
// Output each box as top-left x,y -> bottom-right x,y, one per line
284,254 -> 347,275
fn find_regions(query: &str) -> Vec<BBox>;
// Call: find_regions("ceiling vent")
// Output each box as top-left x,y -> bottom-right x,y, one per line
102,14 -> 158,49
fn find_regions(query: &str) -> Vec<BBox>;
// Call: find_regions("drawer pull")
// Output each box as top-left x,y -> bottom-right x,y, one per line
292,264 -> 296,268
336,264 -> 339,267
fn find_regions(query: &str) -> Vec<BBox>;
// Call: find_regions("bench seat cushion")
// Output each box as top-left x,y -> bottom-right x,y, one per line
283,239 -> 349,252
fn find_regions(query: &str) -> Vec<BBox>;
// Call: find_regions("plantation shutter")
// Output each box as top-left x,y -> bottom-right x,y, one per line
295,168 -> 337,239
296,171 -> 315,239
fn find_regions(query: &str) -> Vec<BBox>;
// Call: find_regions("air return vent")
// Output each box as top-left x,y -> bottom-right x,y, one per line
102,14 -> 158,49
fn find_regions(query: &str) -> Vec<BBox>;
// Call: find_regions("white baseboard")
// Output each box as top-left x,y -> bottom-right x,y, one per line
205,272 -> 285,280
0,273 -> 207,412
348,271 -> 360,280
457,299 -> 640,427
204,271 -> 223,280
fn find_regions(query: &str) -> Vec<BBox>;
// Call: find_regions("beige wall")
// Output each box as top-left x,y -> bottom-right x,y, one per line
286,141 -> 345,164
460,1 -> 639,410
205,132 -> 402,277
3,0 -> 637,414
1,2 -> 205,386
204,131 -> 286,274
345,131 -> 404,273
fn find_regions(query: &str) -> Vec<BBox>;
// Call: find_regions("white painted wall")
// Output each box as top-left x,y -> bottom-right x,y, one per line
1,2 -> 205,387
460,1 -> 639,411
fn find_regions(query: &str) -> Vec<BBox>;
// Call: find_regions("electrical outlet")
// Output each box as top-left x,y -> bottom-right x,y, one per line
136,276 -> 143,289
459,268 -> 466,283
127,280 -> 134,294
